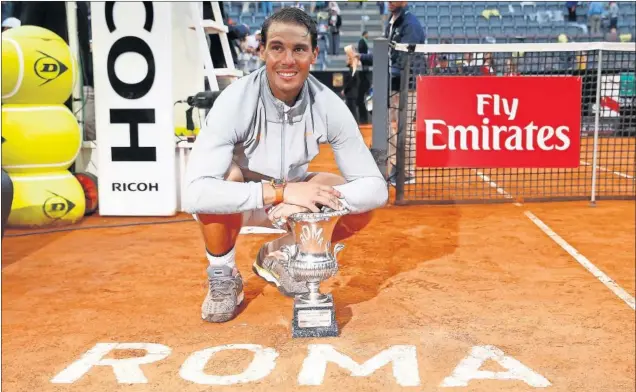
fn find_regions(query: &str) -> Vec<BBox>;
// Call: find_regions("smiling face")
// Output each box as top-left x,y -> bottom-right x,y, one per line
260,21 -> 318,106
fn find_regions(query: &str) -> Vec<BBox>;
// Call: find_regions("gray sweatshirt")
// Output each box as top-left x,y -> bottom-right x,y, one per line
183,67 -> 388,215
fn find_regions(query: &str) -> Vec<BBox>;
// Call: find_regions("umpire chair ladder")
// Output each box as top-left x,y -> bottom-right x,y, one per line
190,1 -> 243,92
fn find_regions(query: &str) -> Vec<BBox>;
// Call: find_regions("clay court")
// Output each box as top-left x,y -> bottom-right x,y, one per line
2,125 -> 634,392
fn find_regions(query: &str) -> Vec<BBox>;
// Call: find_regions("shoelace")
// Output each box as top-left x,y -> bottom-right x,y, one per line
208,277 -> 237,297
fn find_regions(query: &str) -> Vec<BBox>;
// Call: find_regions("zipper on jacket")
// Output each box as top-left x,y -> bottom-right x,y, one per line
281,112 -> 287,181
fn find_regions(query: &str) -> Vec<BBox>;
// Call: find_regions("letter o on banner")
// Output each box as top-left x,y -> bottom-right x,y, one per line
179,344 -> 279,385
107,37 -> 155,99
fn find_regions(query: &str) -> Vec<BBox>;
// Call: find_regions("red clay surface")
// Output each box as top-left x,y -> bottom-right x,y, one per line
2,126 -> 635,392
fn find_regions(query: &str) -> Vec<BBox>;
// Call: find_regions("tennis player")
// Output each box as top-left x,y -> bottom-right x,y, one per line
184,7 -> 388,323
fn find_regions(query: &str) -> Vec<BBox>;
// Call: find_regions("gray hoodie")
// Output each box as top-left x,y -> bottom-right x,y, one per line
183,67 -> 388,215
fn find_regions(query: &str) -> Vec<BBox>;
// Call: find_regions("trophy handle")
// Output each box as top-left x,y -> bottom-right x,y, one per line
333,243 -> 345,259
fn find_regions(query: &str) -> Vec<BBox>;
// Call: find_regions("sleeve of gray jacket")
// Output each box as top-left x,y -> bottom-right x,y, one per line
328,101 -> 389,213
182,96 -> 264,215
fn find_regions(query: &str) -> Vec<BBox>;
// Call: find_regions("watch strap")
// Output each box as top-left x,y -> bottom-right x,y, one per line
271,179 -> 286,205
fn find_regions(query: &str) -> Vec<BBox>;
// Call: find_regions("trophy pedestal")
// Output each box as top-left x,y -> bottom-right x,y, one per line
292,294 -> 339,338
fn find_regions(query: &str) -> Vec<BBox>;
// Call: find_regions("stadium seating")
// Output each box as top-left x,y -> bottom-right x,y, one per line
224,1 -> 635,70
414,1 -> 635,44
225,1 -> 634,43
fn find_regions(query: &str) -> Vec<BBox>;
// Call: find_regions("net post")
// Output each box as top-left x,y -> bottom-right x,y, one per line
590,49 -> 603,207
370,38 -> 390,179
395,47 -> 413,202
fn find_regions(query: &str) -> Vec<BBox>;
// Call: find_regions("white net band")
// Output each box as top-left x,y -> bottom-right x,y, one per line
393,42 -> 636,53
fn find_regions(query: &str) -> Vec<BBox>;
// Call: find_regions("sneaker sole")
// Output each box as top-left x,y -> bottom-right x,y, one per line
252,262 -> 296,297
202,291 -> 244,323
252,242 -> 310,298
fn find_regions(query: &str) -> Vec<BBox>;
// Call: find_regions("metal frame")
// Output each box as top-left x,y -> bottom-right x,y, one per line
590,49 -> 603,206
371,38 -> 390,179
395,50 -> 411,201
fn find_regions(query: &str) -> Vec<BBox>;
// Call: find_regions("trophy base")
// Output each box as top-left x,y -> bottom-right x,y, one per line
292,294 -> 339,338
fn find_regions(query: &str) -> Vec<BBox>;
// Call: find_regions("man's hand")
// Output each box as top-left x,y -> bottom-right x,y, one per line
283,182 -> 343,212
267,203 -> 310,229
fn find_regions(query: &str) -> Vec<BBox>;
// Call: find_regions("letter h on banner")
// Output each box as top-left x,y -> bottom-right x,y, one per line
91,2 -> 177,216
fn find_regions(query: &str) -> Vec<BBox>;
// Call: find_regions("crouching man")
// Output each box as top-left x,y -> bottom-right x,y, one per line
183,7 -> 388,323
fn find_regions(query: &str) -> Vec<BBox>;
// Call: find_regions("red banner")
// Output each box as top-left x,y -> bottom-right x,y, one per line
415,76 -> 582,168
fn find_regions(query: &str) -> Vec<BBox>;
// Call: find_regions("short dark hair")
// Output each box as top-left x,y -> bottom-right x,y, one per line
362,30 -> 368,36
261,7 -> 318,50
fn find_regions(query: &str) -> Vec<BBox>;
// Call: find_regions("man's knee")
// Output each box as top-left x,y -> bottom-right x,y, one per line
194,162 -> 245,226
303,172 -> 374,241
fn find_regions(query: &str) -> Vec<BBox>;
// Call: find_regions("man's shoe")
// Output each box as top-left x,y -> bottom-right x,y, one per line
201,265 -> 244,323
252,243 -> 309,297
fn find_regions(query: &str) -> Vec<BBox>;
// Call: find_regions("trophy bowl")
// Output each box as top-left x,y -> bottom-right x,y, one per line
282,207 -> 349,338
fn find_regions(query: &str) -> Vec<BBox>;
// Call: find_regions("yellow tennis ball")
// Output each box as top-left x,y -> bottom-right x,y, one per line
2,104 -> 81,173
7,170 -> 86,228
2,25 -> 77,105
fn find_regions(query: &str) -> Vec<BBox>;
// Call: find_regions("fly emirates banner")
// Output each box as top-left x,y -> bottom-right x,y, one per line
414,76 -> 582,168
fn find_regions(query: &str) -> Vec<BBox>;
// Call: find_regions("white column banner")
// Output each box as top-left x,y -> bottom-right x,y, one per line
91,2 -> 177,216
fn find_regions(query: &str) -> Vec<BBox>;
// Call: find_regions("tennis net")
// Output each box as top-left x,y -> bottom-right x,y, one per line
384,42 -> 635,205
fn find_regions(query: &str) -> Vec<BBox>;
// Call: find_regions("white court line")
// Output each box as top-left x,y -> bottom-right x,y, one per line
474,171 -> 513,199
580,160 -> 634,180
524,210 -> 636,311
473,170 -> 522,206
466,168 -> 631,309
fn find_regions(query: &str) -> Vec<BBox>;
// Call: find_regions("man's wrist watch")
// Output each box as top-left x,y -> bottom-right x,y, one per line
270,179 -> 286,205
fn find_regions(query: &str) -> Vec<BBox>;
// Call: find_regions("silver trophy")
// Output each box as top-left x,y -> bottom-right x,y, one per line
282,207 -> 349,338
